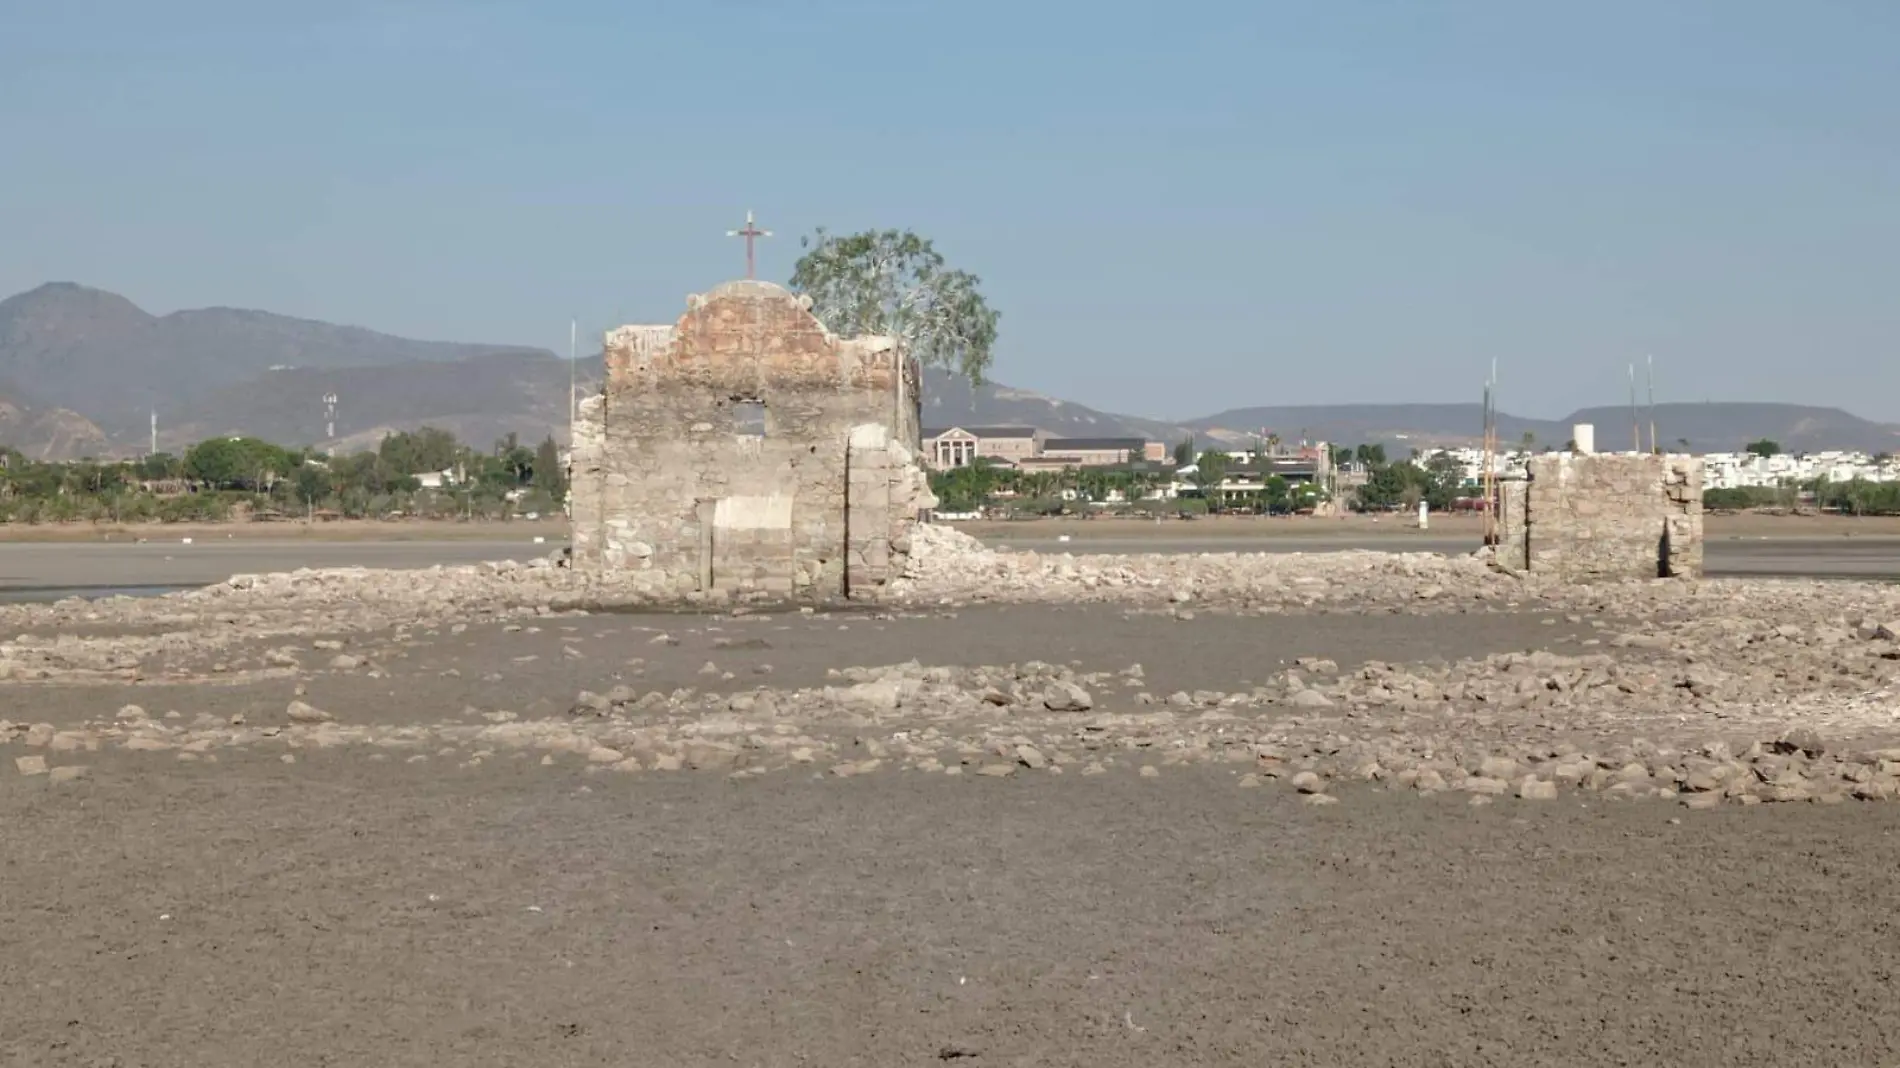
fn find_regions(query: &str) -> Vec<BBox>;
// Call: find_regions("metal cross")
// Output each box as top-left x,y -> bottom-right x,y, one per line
726,210 -> 772,279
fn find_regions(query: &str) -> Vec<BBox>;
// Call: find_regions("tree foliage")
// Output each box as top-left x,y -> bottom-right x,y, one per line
1191,450 -> 1229,512
184,437 -> 296,491
1349,443 -> 1388,467
1745,439 -> 1782,459
378,427 -> 462,475
1351,450 -> 1465,513
0,427 -> 572,525
789,228 -> 1000,385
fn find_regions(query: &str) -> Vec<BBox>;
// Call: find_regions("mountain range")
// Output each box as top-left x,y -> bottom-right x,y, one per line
2,282 -> 1896,460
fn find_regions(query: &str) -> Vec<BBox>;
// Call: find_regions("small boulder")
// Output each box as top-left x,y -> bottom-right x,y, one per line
1042,681 -> 1094,712
1288,689 -> 1334,710
1516,777 -> 1558,801
286,700 -> 333,725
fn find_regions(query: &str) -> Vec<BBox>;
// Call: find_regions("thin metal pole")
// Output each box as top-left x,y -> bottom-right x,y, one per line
1647,354 -> 1657,454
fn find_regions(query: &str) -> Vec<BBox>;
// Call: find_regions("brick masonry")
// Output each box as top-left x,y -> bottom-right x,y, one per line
568,280 -> 935,600
1497,453 -> 1704,580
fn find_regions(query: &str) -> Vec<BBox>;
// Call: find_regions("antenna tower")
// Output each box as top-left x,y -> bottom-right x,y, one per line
323,392 -> 339,442
1628,364 -> 1640,452
1481,361 -> 1498,546
1646,354 -> 1657,454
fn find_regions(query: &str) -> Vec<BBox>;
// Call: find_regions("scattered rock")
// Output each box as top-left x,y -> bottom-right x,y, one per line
286,700 -> 333,725
1042,681 -> 1094,712
1285,688 -> 1332,710
1516,777 -> 1559,801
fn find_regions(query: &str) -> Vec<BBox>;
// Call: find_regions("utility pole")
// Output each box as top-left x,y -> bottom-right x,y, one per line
1628,363 -> 1640,453
150,410 -> 157,457
1646,354 -> 1657,454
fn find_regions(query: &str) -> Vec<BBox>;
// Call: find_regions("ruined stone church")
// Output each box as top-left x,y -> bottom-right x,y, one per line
568,279 -> 936,600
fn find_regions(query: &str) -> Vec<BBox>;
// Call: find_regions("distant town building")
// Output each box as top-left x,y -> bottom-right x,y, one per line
922,426 -> 1045,468
1027,437 -> 1151,468
920,427 -> 1163,470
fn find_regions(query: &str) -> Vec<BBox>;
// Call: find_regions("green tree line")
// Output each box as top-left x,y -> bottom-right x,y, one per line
0,428 -> 569,524
1705,477 -> 1900,516
929,453 -> 1331,517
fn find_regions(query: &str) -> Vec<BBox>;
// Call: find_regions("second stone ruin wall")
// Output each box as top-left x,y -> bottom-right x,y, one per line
1505,453 -> 1704,581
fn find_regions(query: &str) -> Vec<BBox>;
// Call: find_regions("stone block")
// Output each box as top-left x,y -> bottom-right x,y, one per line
1511,453 -> 1703,582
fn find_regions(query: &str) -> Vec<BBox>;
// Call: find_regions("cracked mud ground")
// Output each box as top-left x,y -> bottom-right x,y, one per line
9,603 -> 1900,1066
11,767 -> 1900,1067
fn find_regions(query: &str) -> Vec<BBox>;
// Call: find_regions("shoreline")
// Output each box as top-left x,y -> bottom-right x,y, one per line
6,511 -> 1900,545
0,517 -> 571,544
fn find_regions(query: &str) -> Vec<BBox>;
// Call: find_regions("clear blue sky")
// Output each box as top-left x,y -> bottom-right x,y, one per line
4,0 -> 1897,420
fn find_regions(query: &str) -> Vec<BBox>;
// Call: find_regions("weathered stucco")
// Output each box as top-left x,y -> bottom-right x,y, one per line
1497,453 -> 1704,580
568,280 -> 935,601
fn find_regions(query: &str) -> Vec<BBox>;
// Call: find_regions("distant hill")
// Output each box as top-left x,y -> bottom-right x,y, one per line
1562,403 -> 1900,456
3,282 -> 1896,461
1187,404 -> 1543,451
161,350 -> 604,455
922,369 -> 1193,444
0,282 -> 545,439
0,392 -> 110,460
1188,402 -> 1900,455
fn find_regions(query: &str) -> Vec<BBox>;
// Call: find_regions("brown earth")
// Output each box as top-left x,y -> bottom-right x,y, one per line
15,762 -> 1900,1067
9,604 -> 1900,1065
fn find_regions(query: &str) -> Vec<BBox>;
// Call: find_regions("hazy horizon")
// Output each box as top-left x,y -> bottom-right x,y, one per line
7,277 -> 1896,428
5,1 -> 1897,419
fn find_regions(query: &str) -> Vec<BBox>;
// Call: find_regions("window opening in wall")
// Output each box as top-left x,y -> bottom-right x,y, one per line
733,399 -> 766,437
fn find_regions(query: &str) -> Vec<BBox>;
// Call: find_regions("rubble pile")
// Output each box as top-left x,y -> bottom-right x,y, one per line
7,526 -> 1900,809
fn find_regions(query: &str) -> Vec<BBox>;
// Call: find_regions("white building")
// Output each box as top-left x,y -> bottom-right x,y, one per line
1698,450 -> 1899,489
1407,445 -> 1900,491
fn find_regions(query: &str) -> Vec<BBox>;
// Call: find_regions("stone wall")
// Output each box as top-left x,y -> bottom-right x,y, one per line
568,280 -> 934,600
1497,454 -> 1704,580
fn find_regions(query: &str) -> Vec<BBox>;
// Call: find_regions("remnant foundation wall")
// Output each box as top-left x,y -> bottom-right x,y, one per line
1497,454 -> 1704,580
568,280 -> 934,600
